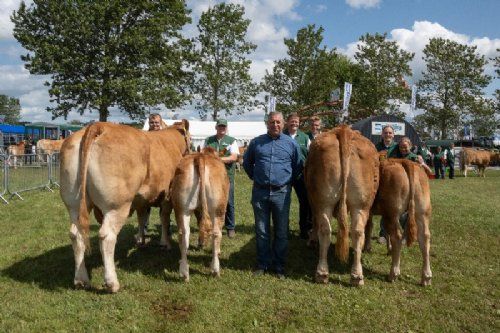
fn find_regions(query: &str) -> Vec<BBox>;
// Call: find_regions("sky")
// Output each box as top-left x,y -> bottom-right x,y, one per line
0,0 -> 499,123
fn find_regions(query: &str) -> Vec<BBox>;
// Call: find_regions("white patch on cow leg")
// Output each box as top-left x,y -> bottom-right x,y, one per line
417,214 -> 432,286
388,218 -> 402,282
178,212 -> 191,282
69,222 -> 90,289
350,209 -> 367,286
315,212 -> 331,284
99,208 -> 128,293
210,216 -> 223,277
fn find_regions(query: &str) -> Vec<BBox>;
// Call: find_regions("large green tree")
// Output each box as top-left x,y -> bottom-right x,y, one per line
12,0 -> 192,122
193,3 -> 258,120
417,38 -> 491,139
0,94 -> 21,124
352,32 -> 414,120
263,24 -> 358,122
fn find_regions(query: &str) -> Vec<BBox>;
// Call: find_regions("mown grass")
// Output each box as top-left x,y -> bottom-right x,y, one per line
0,170 -> 499,332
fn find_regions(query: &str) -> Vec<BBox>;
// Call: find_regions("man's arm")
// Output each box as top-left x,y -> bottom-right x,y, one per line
242,139 -> 255,179
221,141 -> 239,164
291,141 -> 303,182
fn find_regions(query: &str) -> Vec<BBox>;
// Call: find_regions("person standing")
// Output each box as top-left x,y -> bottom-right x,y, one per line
283,113 -> 312,239
307,116 -> 322,141
445,143 -> 456,179
375,125 -> 397,244
203,119 -> 239,238
433,146 -> 446,179
243,112 -> 302,279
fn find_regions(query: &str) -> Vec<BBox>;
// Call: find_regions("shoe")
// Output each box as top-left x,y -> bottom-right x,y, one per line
276,273 -> 286,280
378,236 -> 387,244
227,229 -> 236,238
253,269 -> 265,276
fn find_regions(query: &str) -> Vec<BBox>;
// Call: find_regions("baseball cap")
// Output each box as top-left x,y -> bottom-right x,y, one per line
216,119 -> 228,127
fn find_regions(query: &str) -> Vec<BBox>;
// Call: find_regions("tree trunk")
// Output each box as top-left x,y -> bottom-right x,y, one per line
99,104 -> 109,122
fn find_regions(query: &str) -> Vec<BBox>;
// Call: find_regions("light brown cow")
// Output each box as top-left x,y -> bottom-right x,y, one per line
59,121 -> 190,293
235,146 -> 247,171
36,139 -> 65,163
170,147 -> 229,281
364,159 -> 432,286
460,148 -> 494,177
7,141 -> 25,168
305,125 -> 379,285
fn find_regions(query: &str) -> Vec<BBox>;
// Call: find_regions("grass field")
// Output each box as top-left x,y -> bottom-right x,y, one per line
0,170 -> 499,332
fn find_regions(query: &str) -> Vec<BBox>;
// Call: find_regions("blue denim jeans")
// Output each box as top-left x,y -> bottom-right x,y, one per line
225,178 -> 235,230
251,184 -> 292,274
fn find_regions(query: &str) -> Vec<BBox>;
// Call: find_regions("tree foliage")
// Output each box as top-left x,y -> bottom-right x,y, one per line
352,32 -> 414,121
468,98 -> 499,137
193,3 -> 258,120
417,38 -> 491,139
262,24 -> 357,124
0,94 -> 21,124
12,0 -> 192,122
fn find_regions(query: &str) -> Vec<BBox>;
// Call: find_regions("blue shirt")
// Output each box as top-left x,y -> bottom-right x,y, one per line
243,132 -> 303,187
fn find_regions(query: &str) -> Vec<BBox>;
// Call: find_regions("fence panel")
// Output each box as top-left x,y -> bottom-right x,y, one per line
49,152 -> 60,187
0,154 -> 7,204
6,153 -> 51,200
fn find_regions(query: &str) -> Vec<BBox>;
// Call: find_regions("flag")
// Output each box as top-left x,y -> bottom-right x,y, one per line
268,96 -> 276,113
411,85 -> 417,111
343,82 -> 352,111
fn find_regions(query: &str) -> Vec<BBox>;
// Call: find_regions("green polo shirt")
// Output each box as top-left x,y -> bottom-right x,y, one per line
204,135 -> 236,180
284,129 -> 309,162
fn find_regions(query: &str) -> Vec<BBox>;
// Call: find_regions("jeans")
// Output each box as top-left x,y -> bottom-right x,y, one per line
251,184 -> 292,274
448,162 -> 455,179
434,164 -> 445,179
293,176 -> 312,236
225,178 -> 235,230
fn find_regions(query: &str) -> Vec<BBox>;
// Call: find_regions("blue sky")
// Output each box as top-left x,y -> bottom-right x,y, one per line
0,0 -> 498,123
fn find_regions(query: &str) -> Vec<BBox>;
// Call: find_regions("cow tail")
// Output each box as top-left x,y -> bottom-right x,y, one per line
197,155 -> 211,245
401,160 -> 418,246
335,126 -> 351,263
78,123 -> 102,254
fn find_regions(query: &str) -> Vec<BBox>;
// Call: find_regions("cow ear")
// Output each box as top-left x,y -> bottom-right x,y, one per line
182,119 -> 190,132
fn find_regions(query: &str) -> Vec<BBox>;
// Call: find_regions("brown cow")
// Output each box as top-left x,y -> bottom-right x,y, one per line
170,147 -> 229,281
305,126 -> 379,285
36,139 -> 65,163
59,121 -> 190,293
7,141 -> 25,168
364,159 -> 432,286
235,146 -> 247,171
460,148 -> 494,177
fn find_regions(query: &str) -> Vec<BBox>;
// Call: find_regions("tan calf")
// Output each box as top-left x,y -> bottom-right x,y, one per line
36,139 -> 65,162
305,126 -> 379,285
170,147 -> 229,281
7,141 -> 25,168
365,159 -> 432,286
460,148 -> 494,177
59,121 -> 190,293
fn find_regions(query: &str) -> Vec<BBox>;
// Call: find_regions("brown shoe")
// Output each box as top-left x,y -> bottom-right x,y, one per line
227,229 -> 236,238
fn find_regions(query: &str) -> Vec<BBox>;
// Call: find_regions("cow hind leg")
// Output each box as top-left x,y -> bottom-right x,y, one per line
363,213 -> 374,253
386,215 -> 403,282
210,214 -> 224,277
315,209 -> 332,284
417,212 -> 432,286
68,210 -> 90,289
160,202 -> 173,250
350,209 -> 369,286
177,210 -> 191,282
135,208 -> 149,247
99,206 -> 130,293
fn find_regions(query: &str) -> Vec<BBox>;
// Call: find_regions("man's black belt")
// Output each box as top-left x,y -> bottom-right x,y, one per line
255,183 -> 289,191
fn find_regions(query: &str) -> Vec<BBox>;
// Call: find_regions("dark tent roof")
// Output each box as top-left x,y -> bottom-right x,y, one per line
351,114 -> 422,146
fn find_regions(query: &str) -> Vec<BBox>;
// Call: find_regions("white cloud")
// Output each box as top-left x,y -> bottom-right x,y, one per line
346,0 -> 381,9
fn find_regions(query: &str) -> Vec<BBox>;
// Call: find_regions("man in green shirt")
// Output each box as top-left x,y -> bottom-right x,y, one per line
445,143 -> 455,179
204,119 -> 239,238
283,113 -> 312,239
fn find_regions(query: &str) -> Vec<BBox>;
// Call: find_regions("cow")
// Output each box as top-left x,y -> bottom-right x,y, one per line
170,147 -> 229,281
460,148 -> 494,177
364,159 -> 432,286
36,139 -> 65,163
59,121 -> 190,293
7,141 -> 25,168
305,125 -> 379,285
235,146 -> 247,172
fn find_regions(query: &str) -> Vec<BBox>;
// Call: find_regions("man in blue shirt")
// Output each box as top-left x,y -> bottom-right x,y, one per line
243,111 -> 303,279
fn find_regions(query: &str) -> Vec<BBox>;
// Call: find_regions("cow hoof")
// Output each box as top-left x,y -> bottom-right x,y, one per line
387,273 -> 399,283
160,244 -> 172,251
363,246 -> 372,253
421,277 -> 432,286
350,275 -> 364,286
315,272 -> 329,284
105,281 -> 120,293
74,280 -> 91,290
211,270 -> 221,278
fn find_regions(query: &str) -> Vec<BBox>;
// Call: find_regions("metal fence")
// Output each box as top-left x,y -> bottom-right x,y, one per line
0,152 -> 59,204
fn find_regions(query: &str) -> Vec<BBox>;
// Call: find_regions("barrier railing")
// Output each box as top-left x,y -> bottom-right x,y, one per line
0,155 -> 7,204
49,152 -> 60,187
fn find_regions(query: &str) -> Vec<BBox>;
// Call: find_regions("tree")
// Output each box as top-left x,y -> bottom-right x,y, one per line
12,0 -> 192,122
352,32 -> 414,121
418,38 -> 491,139
494,48 -> 500,109
468,98 -> 499,137
0,94 -> 21,124
193,3 -> 258,120
263,24 -> 358,123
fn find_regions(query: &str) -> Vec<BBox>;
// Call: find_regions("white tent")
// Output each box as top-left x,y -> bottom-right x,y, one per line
160,119 -> 267,148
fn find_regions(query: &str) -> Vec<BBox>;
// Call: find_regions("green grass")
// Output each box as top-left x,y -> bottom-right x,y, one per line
0,171 -> 499,332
